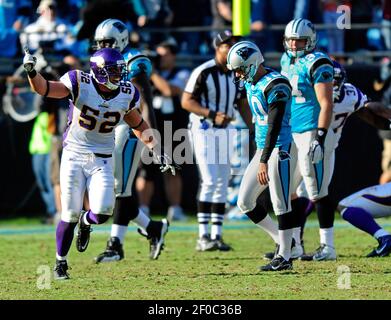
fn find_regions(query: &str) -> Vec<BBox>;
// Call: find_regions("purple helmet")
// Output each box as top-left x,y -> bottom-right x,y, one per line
333,60 -> 347,100
90,48 -> 127,90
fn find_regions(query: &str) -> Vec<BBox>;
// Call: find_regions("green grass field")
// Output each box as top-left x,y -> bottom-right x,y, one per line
1,216 -> 391,300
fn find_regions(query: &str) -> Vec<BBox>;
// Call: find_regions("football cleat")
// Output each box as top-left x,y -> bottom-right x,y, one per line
148,219 -> 169,260
299,244 -> 336,261
260,255 -> 293,271
263,239 -> 304,260
53,260 -> 70,280
263,243 -> 280,260
76,212 -> 92,252
196,234 -> 218,252
211,235 -> 232,251
94,237 -> 124,263
366,235 -> 391,258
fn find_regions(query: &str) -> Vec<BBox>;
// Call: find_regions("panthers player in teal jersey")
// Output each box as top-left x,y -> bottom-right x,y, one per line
92,19 -> 171,263
227,41 -> 300,271
281,19 -> 336,261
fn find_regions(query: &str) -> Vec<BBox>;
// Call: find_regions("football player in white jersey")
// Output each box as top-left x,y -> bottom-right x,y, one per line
23,47 -> 177,280
338,182 -> 391,257
91,19 -> 170,263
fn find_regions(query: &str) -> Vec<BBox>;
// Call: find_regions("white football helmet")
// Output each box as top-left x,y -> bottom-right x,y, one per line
226,41 -> 264,83
94,19 -> 130,53
284,18 -> 317,58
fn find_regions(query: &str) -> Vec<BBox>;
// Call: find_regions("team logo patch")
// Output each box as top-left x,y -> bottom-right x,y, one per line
278,150 -> 291,161
307,22 -> 315,33
274,91 -> 287,100
237,47 -> 256,61
322,71 -> 332,80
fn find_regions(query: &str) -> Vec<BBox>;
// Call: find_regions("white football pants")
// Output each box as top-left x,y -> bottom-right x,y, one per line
237,143 -> 297,215
339,182 -> 391,218
60,149 -> 115,223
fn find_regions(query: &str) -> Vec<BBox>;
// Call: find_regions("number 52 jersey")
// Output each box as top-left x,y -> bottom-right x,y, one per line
60,70 -> 140,154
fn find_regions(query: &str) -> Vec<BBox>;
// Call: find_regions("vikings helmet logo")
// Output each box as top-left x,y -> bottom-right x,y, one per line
236,47 -> 256,61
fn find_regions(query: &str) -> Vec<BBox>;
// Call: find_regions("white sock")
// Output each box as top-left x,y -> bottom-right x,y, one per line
374,229 -> 390,239
56,254 -> 67,261
256,215 -> 279,244
197,213 -> 210,238
211,213 -> 224,239
278,229 -> 293,261
139,205 -> 150,217
110,224 -> 128,244
292,227 -> 301,246
320,227 -> 334,248
133,209 -> 151,233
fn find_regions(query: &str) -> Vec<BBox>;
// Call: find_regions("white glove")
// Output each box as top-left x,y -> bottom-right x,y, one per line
23,47 -> 37,73
310,139 -> 324,164
152,150 -> 180,176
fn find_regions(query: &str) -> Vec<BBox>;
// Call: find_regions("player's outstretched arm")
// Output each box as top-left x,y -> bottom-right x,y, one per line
124,108 -> 157,149
23,48 -> 70,99
355,106 -> 391,130
124,108 -> 180,175
364,101 -> 391,120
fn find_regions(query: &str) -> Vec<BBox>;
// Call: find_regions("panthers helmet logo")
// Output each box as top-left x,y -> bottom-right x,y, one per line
307,22 -> 315,33
237,47 -> 257,61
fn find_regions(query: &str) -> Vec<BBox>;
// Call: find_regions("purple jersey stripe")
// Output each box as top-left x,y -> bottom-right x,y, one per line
362,194 -> 391,206
62,102 -> 74,147
68,70 -> 79,102
128,87 -> 140,111
354,88 -> 363,110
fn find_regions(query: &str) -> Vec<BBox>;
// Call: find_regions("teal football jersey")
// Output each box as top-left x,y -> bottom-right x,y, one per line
280,51 -> 333,133
244,68 -> 292,149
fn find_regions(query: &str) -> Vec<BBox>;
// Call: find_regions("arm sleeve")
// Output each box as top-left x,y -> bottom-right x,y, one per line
184,68 -> 206,102
260,81 -> 291,163
127,86 -> 141,113
309,57 -> 334,84
354,87 -> 368,111
260,100 -> 287,163
59,70 -> 78,102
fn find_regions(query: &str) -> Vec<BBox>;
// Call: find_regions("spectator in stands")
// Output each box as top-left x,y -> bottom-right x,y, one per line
250,0 -> 311,52
29,98 -> 57,224
169,0 -> 211,54
136,38 -> 190,221
344,0 -> 373,52
0,0 -> 32,58
20,0 -> 72,53
381,0 -> 391,50
321,0 -> 349,54
211,0 -> 232,36
132,0 -> 173,47
75,0 -> 135,42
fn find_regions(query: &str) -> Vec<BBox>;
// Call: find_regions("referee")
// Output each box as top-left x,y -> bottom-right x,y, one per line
182,30 -> 247,252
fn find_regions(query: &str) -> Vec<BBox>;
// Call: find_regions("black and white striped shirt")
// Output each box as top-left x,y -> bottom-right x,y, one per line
184,59 -> 242,119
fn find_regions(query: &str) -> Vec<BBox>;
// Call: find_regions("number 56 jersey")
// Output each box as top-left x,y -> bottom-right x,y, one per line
60,70 -> 140,154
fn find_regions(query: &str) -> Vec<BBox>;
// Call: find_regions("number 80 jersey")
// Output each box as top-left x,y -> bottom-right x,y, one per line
280,51 -> 333,134
60,70 -> 140,154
